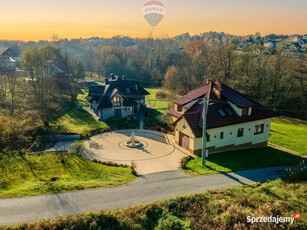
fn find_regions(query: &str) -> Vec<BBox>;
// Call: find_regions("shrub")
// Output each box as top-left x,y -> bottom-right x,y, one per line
131,161 -> 138,176
179,156 -> 194,170
155,213 -> 191,230
92,160 -> 129,168
71,141 -> 84,153
141,205 -> 163,229
282,162 -> 307,182
155,90 -> 167,99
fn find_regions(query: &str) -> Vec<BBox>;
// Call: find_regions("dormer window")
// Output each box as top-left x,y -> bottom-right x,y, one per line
176,105 -> 183,112
114,96 -> 121,107
126,88 -> 130,94
241,108 -> 249,116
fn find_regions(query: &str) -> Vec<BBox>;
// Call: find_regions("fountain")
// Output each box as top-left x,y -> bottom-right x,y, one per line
125,131 -> 143,148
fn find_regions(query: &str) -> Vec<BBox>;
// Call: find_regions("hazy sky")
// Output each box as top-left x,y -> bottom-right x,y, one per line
0,0 -> 306,41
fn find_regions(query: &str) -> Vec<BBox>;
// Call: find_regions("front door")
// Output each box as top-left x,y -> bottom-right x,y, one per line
179,132 -> 190,150
114,109 -> 121,117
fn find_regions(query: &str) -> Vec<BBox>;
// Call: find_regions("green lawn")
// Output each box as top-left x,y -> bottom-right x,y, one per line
269,117 -> 307,155
145,88 -> 174,114
49,103 -> 110,137
0,152 -> 135,198
77,89 -> 89,107
50,91 -> 140,137
5,179 -> 307,229
183,147 -> 303,176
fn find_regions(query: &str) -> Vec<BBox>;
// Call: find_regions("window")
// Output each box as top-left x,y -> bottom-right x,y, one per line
225,108 -> 233,116
254,124 -> 264,135
206,133 -> 210,142
220,132 -> 224,139
218,109 -> 226,117
237,128 -> 244,137
126,88 -> 130,94
177,105 -> 183,112
241,108 -> 249,116
114,109 -> 121,117
114,96 -> 121,107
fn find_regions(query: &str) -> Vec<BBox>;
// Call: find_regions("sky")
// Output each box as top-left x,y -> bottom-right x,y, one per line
0,0 -> 306,41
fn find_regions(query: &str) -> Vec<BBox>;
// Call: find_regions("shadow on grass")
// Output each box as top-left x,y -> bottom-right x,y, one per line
270,130 -> 287,136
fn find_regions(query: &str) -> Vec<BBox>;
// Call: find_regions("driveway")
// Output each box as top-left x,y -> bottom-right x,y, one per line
0,165 -> 293,226
82,130 -> 192,174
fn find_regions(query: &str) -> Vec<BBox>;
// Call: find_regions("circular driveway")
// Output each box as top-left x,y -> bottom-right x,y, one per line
83,130 -> 191,175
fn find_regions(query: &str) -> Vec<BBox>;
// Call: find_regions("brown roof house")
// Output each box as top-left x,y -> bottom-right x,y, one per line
168,79 -> 277,154
86,74 -> 149,121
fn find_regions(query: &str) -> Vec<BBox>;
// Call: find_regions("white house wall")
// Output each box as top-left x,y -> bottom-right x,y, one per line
101,107 -> 133,121
194,118 -> 272,150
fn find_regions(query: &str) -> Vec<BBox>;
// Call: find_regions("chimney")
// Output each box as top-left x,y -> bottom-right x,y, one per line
122,75 -> 126,80
105,77 -> 109,85
213,81 -> 222,99
206,78 -> 213,84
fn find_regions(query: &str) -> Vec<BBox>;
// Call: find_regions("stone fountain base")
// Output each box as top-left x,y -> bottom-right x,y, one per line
125,140 -> 143,148
125,131 -> 143,148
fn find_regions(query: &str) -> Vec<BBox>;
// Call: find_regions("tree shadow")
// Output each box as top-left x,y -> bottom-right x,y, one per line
18,152 -> 41,181
270,130 -> 287,135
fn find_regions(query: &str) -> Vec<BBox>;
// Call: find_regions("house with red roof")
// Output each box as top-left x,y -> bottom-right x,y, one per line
168,79 -> 277,154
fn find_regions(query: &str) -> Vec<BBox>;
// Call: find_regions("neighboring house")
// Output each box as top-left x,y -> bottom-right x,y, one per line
47,58 -> 66,75
86,74 -> 149,121
168,79 -> 277,154
264,41 -> 279,49
0,48 -> 19,73
0,47 -> 19,62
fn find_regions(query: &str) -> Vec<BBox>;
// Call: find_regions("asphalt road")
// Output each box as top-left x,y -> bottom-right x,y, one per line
0,165 -> 293,226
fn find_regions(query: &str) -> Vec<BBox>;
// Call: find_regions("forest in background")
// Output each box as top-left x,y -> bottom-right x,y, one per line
0,32 -> 306,152
1,32 -> 306,117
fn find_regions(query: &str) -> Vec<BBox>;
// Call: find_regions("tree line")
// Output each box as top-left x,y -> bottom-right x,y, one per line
0,45 -> 85,151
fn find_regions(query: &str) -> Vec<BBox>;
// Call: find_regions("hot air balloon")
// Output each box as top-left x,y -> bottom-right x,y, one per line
142,1 -> 165,28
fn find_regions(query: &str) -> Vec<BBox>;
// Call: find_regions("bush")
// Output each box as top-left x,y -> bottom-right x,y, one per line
155,90 -> 167,99
71,141 -> 84,153
92,160 -> 129,168
131,161 -> 138,176
282,162 -> 307,182
179,156 -> 194,170
155,213 -> 191,230
141,206 -> 163,229
0,116 -> 32,151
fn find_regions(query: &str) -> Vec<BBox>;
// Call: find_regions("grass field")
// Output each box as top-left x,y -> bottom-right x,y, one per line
145,88 -> 174,114
0,152 -> 135,198
5,179 -> 306,229
269,117 -> 307,155
183,147 -> 302,176
49,102 -> 110,137
50,92 -> 140,137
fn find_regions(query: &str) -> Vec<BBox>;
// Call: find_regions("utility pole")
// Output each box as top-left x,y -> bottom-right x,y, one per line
202,96 -> 208,165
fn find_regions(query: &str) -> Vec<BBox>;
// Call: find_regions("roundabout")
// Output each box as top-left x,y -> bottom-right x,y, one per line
83,129 -> 191,175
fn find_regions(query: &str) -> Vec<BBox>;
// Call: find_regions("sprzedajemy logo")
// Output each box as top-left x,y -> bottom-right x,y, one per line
247,213 -> 301,225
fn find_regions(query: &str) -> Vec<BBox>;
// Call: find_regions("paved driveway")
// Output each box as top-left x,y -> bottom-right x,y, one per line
82,130 -> 192,174
0,165 -> 293,226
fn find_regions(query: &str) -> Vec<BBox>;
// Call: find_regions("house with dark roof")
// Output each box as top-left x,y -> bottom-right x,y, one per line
168,79 -> 277,154
0,48 -> 19,73
86,74 -> 149,121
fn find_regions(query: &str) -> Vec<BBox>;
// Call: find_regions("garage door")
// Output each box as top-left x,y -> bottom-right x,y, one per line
179,132 -> 190,150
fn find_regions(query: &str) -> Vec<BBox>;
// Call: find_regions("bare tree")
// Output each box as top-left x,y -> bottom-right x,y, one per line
22,47 -> 57,130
